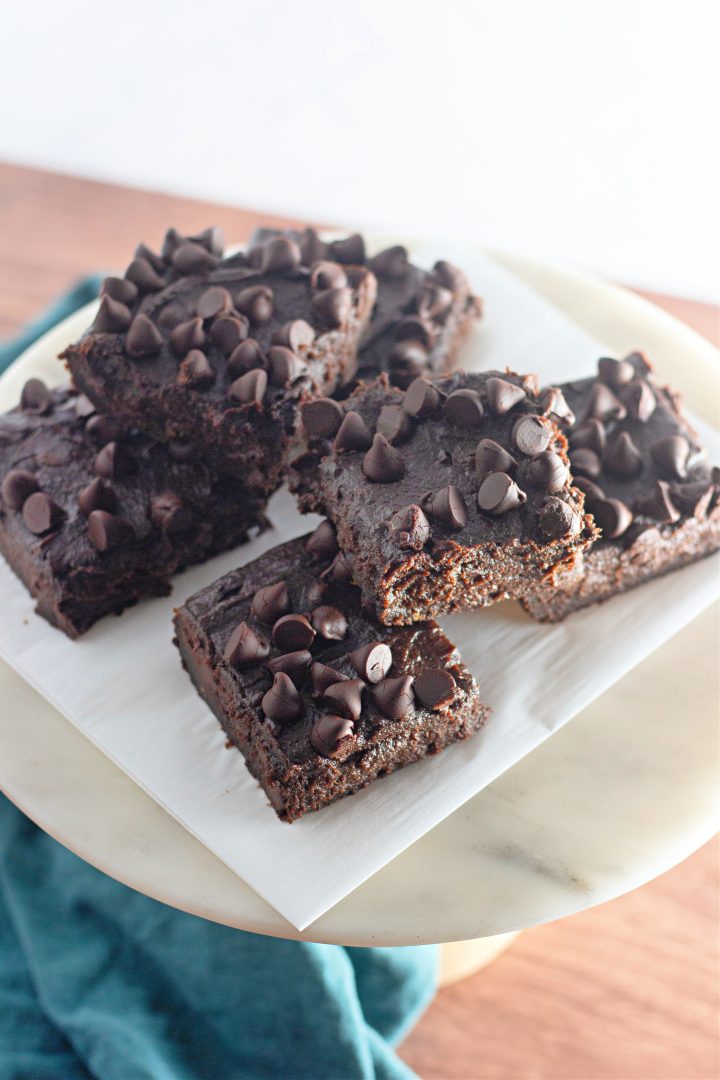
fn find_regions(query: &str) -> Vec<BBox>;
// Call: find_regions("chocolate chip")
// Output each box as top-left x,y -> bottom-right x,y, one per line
650,435 -> 690,480
634,480 -> 681,523
622,378 -> 656,422
224,621 -> 270,667
394,315 -> 433,347
299,229 -> 328,265
475,439 -> 518,480
574,476 -> 605,506
20,378 -> 52,415
432,260 -> 464,290
125,257 -> 165,292
251,581 -> 291,623
272,613 -> 316,653
583,382 -> 627,423
418,285 -> 454,321
311,605 -> 348,640
387,504 -> 431,550
603,431 -> 643,478
311,715 -> 356,760
671,481 -> 714,518
323,678 -> 364,721
233,285 -> 273,326
227,339 -> 265,375
403,378 -> 441,418
189,226 -> 225,256
320,552 -> 354,583
86,414 -> 124,444
92,295 -> 132,332
74,394 -> 97,419
178,350 -> 214,388
486,377 -> 526,416
363,433 -> 405,482
569,448 -> 602,479
2,469 -> 38,510
161,227 -> 183,261
334,411 -> 373,452
541,387 -> 576,426
306,520 -> 339,560
86,509 -> 135,550
513,415 -> 553,456
368,245 -> 408,279
538,497 -> 581,538
102,276 -> 138,305
171,242 -> 219,274
593,497 -> 633,538
376,404 -> 413,445
134,242 -> 165,272
94,441 -> 131,479
268,346 -> 308,386
196,286 -> 232,320
423,485 -> 467,529
210,315 -> 249,355
259,237 -> 301,274
274,319 -> 316,351
328,234 -> 365,264
349,642 -> 393,684
597,356 -> 635,388
78,478 -> 116,516
302,398 -> 344,439
267,650 -> 312,689
388,340 -> 428,381
414,668 -> 456,710
150,492 -> 194,537
227,369 -> 267,406
262,672 -> 303,723
170,316 -> 206,356
528,450 -> 569,492
126,314 -> 163,358
478,472 -> 527,514
311,662 -> 349,694
443,389 -> 484,428
569,419 -> 606,455
310,260 -> 348,290
373,675 -> 415,720
311,287 -> 352,329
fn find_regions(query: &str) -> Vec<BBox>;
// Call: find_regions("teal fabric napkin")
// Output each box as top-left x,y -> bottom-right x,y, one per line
0,284 -> 438,1080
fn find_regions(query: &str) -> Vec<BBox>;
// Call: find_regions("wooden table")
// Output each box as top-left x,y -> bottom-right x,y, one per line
0,162 -> 717,1080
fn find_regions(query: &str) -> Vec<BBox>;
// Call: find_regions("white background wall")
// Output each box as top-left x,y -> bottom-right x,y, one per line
1,0 -> 718,299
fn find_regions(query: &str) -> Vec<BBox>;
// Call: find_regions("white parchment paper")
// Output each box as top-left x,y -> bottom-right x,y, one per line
0,244 -> 717,930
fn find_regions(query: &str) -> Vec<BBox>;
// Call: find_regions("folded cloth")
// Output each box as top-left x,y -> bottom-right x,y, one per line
0,288 -> 438,1080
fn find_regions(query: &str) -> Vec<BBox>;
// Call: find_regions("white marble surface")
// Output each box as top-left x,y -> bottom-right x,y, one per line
0,254 -> 717,944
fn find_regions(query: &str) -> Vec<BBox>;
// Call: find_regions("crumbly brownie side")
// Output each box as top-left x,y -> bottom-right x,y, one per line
251,227 -> 481,389
62,227 -> 377,493
521,353 -> 720,621
0,381 -> 266,637
288,370 -> 597,624
174,529 -> 489,821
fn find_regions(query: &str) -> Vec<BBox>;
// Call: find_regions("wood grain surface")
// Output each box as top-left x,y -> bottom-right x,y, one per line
0,161 -> 717,1080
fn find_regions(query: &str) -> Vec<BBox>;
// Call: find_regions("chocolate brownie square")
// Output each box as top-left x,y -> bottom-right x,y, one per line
251,227 -> 481,389
521,352 -> 720,621
0,380 -> 266,637
62,227 -> 376,493
288,371 -> 597,624
174,527 -> 489,821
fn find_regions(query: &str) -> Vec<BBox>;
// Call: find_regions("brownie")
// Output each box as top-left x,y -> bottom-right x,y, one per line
62,227 -> 377,493
174,527 -> 489,821
288,370 -> 598,624
251,227 -> 481,389
521,352 -> 720,621
0,380 -> 267,637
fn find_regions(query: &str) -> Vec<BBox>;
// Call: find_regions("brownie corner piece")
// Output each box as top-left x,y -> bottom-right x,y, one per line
173,527 -> 489,822
288,370 -> 597,624
521,352 -> 720,621
61,226 -> 377,491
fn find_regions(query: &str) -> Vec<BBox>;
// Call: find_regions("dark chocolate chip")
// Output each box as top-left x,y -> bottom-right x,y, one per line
541,387 -> 576,426
150,492 -> 194,537
592,497 -> 633,538
311,605 -> 348,640
369,245 -> 409,279
262,672 -> 303,724
574,476 -> 605,506
74,394 -> 97,419
443,389 -> 485,428
569,418 -> 606,454
311,287 -> 352,329
328,234 -> 365,264
671,481 -> 714,518
235,285 -> 274,325
403,378 -> 441,418
125,257 -> 165,292
302,398 -> 344,439
189,226 -> 225,256
102,276 -> 138,305
126,314 -> 163,358
267,650 -> 312,689
227,339 -> 265,375
414,668 -> 456,710
569,447 -> 602,479
373,675 -> 415,720
311,662 -> 349,694
538,497 -> 581,538
20,378 -> 52,415
310,260 -> 348,290
475,439 -> 518,480
94,441 -> 131,479
634,480 -> 681,523
161,227 -> 183,261
486,377 -> 526,416
362,433 -> 405,482
418,285 -> 454,321
388,340 -> 428,379
376,404 -> 413,445
251,581 -> 290,623
597,356 -> 635,388
268,346 -> 308,386
650,435 -> 690,480
323,679 -> 364,721
320,552 -> 354,583
387,504 -> 431,550
86,414 -> 124,444
513,415 -> 553,456
528,450 -> 569,492
224,621 -> 270,667
78,478 -> 116,516
134,242 -> 165,272
171,242 -> 219,274
272,613 -> 316,653
306,520 -> 339,560
603,431 -> 643,478
335,411 -> 373,452
432,260 -> 464,290
196,286 -> 232,320
423,485 -> 467,529
92,295 -> 132,332
622,378 -> 656,422
227,369 -> 267,405
2,469 -> 38,510
209,315 -> 249,355
273,319 -> 316,351
86,509 -> 135,551
583,382 -> 627,423
259,236 -> 301,273
170,316 -> 206,356
311,715 -> 356,760
349,642 -> 393,684
477,472 -> 527,514
177,349 -> 214,388
298,229 -> 328,265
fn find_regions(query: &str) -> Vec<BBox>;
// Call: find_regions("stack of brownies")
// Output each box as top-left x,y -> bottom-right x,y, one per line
1,226 -> 718,821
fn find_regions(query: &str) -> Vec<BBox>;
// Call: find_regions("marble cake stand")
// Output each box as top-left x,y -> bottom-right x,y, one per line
1,253 -> 718,976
